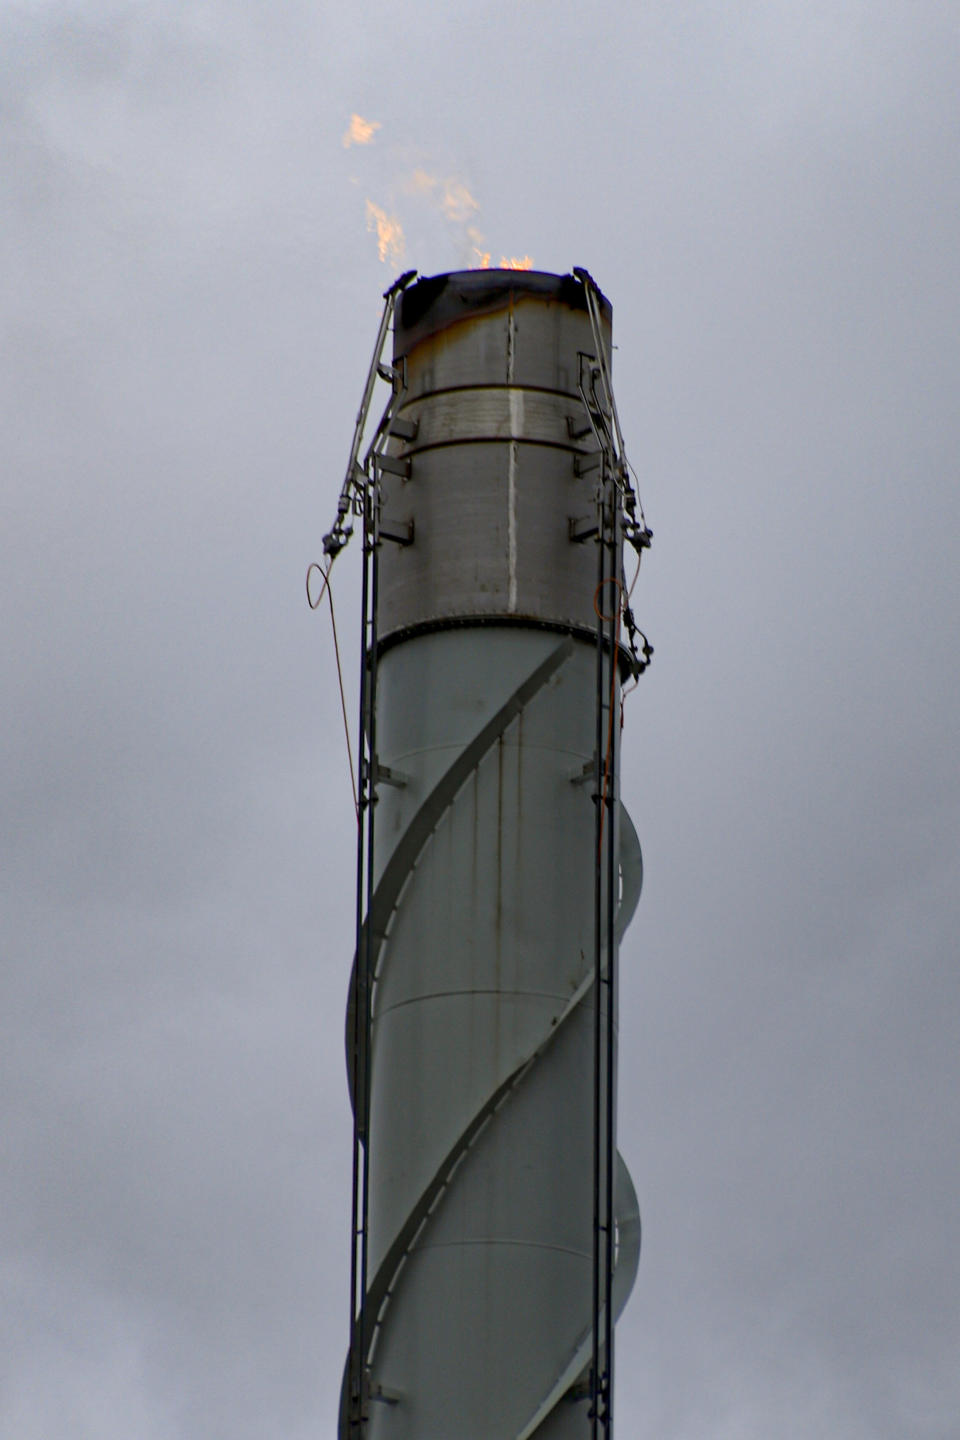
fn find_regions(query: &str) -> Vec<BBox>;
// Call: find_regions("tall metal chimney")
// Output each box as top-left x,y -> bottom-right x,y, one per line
321,268 -> 652,1439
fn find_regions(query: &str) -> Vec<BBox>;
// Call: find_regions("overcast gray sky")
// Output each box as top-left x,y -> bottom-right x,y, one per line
3,2 -> 959,1436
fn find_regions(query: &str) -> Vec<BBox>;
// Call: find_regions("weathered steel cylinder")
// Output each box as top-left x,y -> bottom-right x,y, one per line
378,270 -> 612,644
353,271 -> 640,1439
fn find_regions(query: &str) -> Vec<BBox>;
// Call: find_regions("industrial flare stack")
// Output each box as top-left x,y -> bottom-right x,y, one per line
321,268 -> 652,1440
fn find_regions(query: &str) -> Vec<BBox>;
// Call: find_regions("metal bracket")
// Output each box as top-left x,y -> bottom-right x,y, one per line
389,416 -> 419,442
568,756 -> 597,785
574,451 -> 602,478
569,514 -> 599,544
376,453 -> 411,480
370,1384 -> 402,1406
373,760 -> 409,788
378,519 -> 414,547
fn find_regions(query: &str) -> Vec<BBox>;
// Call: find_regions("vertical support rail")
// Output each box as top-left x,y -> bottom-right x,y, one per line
603,485 -> 620,1439
348,476 -> 384,1440
323,271 -> 416,562
347,485 -> 373,1439
591,467 -> 621,1439
591,480 -> 605,1440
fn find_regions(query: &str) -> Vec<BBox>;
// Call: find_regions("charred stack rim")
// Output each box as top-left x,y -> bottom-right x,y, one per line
395,268 -> 611,355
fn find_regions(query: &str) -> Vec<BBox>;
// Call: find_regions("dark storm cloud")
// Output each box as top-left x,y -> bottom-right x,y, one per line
2,2 -> 958,1437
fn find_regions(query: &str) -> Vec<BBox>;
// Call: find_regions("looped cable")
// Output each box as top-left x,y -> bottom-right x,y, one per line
306,559 -> 359,823
593,575 -> 624,624
306,561 -> 331,611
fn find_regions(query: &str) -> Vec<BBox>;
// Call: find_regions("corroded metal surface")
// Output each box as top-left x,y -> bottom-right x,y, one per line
378,272 -> 613,642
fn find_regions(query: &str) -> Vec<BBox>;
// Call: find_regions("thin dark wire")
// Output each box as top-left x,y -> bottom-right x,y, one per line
626,547 -> 642,602
307,561 -> 359,823
615,551 -> 643,727
594,577 -> 623,861
626,456 -> 649,533
619,675 -> 638,727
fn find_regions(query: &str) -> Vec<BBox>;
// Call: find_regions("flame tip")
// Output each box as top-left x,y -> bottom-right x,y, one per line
343,113 -> 381,148
467,253 -> 535,272
365,199 -> 405,265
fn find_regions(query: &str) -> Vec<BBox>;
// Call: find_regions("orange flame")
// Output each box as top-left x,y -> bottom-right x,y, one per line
343,126 -> 529,273
343,113 -> 381,148
365,200 -> 405,264
467,251 -> 534,272
465,225 -> 488,269
465,226 -> 533,270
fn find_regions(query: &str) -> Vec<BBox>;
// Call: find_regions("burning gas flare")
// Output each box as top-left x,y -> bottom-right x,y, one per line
465,226 -> 532,271
342,115 -> 528,272
467,226 -> 490,268
366,200 -> 405,264
468,250 -> 535,272
343,113 -> 381,148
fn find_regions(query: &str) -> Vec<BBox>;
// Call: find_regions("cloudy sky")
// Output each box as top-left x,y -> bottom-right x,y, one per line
3,2 -> 959,1436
